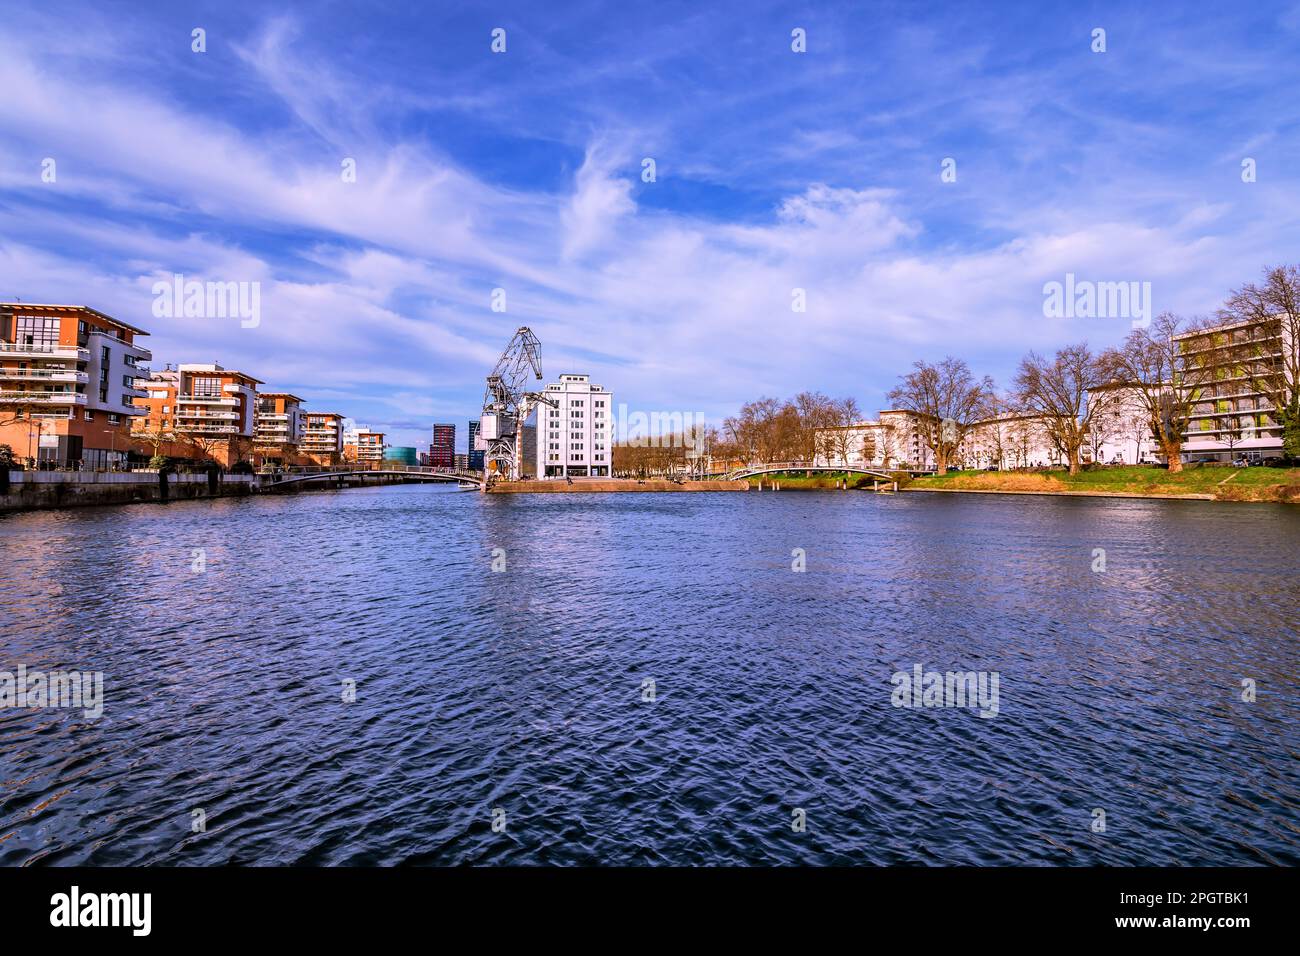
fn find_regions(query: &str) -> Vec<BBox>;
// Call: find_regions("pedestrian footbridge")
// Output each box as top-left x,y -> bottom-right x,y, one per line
260,465 -> 483,489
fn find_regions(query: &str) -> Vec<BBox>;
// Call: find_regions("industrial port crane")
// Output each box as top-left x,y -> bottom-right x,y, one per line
478,327 -> 556,481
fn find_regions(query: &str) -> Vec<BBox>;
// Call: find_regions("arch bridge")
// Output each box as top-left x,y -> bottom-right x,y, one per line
724,460 -> 902,482
260,465 -> 483,489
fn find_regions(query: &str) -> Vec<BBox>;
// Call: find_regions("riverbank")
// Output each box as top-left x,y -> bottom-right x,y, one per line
487,478 -> 748,493
908,465 -> 1300,503
0,470 -> 258,513
0,469 -> 429,514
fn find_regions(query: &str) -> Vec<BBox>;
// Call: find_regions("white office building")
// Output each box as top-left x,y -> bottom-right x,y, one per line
537,373 -> 613,478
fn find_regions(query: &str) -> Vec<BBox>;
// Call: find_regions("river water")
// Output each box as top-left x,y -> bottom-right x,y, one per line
1,484 -> 1297,865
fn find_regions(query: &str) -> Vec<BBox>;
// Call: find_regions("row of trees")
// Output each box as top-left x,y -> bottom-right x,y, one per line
705,264 -> 1299,477
720,393 -> 863,465
888,264 -> 1300,474
612,394 -> 866,476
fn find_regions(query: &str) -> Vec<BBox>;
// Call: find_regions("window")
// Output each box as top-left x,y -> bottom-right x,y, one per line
16,316 -> 59,349
84,411 -> 94,421
192,377 -> 222,398
122,374 -> 135,387
108,414 -> 120,424
101,346 -> 111,365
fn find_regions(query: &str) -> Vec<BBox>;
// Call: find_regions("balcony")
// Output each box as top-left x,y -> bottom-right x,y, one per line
0,368 -> 89,384
0,390 -> 88,406
0,343 -> 89,360
179,396 -> 238,406
176,424 -> 239,435
177,411 -> 240,421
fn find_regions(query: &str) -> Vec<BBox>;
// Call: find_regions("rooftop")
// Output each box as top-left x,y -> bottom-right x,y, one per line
0,302 -> 149,336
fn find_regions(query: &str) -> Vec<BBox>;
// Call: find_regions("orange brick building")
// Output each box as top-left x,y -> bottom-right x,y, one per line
300,412 -> 345,466
133,363 -> 261,467
0,303 -> 152,468
254,392 -> 305,466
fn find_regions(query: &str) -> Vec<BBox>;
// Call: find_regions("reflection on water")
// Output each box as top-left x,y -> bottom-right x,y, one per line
0,485 -> 1297,865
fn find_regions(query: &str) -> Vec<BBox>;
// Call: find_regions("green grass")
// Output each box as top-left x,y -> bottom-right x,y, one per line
910,465 -> 1300,502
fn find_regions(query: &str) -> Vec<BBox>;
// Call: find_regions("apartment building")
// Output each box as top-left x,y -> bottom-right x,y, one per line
430,423 -> 455,468
355,430 -> 386,462
467,419 -> 484,471
813,409 -> 1069,471
300,411 -> 344,466
958,413 -> 1067,469
812,410 -> 936,470
254,392 -> 305,462
1086,384 -> 1159,465
537,373 -> 613,478
0,303 -> 152,468
134,363 -> 261,466
1172,316 -> 1289,461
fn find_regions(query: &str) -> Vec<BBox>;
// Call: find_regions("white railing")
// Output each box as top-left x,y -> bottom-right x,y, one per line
0,390 -> 87,404
0,343 -> 89,358
0,369 -> 88,382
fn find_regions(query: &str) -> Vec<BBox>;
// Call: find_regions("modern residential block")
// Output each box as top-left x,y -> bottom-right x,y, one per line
355,430 -> 386,462
300,411 -> 345,466
0,303 -> 152,468
134,362 -> 261,466
1173,316 -> 1289,461
536,373 -> 612,478
254,392 -> 305,462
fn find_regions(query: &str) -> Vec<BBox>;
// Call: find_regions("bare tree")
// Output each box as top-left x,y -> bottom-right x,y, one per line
1100,313 -> 1200,474
887,357 -> 996,474
1217,264 -> 1300,459
132,422 -> 178,462
826,396 -> 862,465
1015,343 -> 1119,475
793,391 -> 835,463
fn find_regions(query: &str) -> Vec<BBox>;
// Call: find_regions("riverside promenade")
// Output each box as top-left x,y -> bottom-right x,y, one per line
0,464 -> 454,514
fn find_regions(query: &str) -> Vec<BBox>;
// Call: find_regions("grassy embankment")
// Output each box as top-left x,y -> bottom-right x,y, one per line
908,465 -> 1300,503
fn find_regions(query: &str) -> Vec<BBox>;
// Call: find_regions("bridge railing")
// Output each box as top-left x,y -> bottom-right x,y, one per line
724,460 -> 911,479
258,464 -> 483,482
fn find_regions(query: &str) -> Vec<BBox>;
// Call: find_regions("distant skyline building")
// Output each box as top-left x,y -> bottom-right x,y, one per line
467,419 -> 484,471
537,373 -> 612,478
431,423 -> 455,468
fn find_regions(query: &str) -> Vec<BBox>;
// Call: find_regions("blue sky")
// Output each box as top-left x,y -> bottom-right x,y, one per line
2,1 -> 1299,451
